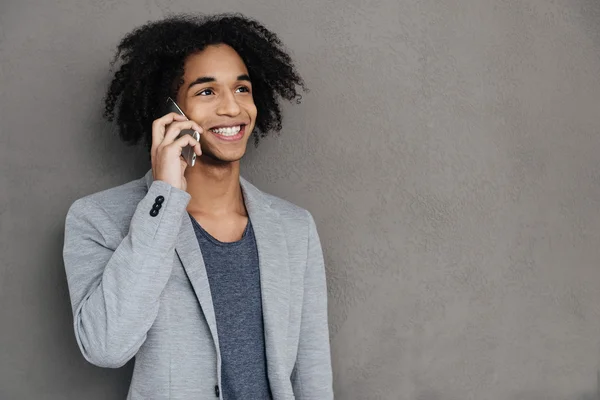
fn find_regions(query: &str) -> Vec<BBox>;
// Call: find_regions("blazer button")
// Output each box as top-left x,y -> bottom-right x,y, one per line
215,384 -> 220,397
155,195 -> 165,204
149,208 -> 159,217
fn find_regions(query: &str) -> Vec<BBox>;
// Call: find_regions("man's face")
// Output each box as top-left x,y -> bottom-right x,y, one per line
176,44 -> 257,164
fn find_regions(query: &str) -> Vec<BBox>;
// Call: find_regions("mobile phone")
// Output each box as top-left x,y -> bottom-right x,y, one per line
165,97 -> 201,167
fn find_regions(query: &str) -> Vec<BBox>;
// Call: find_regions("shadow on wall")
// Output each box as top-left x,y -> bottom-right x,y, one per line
76,68 -> 150,189
414,391 -> 598,400
579,0 -> 600,50
580,394 -> 598,400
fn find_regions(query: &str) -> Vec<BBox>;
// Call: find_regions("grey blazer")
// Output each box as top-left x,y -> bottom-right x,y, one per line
63,170 -> 333,400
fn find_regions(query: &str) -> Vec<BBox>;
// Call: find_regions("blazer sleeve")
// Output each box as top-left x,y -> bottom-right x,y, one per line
62,180 -> 191,368
292,211 -> 334,399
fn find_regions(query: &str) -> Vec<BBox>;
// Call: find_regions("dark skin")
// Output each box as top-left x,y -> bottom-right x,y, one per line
159,44 -> 258,242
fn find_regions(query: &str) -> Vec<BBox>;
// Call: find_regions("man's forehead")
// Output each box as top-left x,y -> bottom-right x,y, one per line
183,48 -> 248,80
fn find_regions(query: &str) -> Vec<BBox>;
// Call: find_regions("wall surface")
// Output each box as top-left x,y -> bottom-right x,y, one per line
2,0 -> 600,399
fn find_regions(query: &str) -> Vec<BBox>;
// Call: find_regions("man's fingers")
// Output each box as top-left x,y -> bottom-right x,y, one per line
168,132 -> 201,152
151,113 -> 188,150
161,120 -> 203,146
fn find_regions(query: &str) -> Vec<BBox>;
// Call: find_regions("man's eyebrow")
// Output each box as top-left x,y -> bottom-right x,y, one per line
188,74 -> 252,90
188,76 -> 216,90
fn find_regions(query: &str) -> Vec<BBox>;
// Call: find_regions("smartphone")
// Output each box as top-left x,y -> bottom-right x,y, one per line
165,97 -> 201,167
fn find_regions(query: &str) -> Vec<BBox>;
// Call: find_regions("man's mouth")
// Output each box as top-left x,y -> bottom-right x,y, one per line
209,124 -> 246,141
210,125 -> 243,137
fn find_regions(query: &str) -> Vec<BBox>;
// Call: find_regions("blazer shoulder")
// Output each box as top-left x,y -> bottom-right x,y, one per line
265,192 -> 311,218
67,176 -> 147,226
261,191 -> 317,237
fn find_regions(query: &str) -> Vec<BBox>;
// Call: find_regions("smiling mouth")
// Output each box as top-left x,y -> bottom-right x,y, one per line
208,124 -> 247,142
209,125 -> 244,136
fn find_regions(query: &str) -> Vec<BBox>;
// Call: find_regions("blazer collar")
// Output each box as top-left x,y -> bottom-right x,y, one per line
143,169 -> 291,398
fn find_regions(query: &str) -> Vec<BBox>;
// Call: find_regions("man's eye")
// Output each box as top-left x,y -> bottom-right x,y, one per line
197,89 -> 214,96
236,86 -> 250,93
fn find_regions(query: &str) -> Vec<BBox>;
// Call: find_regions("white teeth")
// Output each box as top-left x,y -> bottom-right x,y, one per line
212,125 -> 241,136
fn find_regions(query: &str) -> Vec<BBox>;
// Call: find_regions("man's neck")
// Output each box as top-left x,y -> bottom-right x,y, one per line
184,158 -> 246,218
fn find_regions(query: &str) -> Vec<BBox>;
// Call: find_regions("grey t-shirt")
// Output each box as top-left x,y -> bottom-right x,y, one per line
189,214 -> 272,400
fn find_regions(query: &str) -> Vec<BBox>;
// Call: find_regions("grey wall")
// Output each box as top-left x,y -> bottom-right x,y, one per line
2,0 -> 600,399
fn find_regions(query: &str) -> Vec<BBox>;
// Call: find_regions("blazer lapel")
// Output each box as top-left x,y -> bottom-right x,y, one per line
174,215 -> 221,348
144,170 -> 291,396
240,177 -> 291,397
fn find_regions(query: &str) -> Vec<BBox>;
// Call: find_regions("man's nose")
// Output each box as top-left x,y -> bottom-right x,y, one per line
216,91 -> 241,116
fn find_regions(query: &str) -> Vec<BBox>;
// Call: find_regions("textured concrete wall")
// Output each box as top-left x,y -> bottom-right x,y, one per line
2,0 -> 600,399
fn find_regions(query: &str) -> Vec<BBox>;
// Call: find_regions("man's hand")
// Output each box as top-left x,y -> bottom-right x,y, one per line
151,112 -> 203,191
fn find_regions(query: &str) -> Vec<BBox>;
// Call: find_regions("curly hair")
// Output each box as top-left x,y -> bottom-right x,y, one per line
103,13 -> 307,150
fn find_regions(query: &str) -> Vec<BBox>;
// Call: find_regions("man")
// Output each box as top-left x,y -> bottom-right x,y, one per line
63,13 -> 333,400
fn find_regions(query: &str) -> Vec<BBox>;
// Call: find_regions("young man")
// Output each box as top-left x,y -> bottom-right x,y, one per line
63,14 -> 333,400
